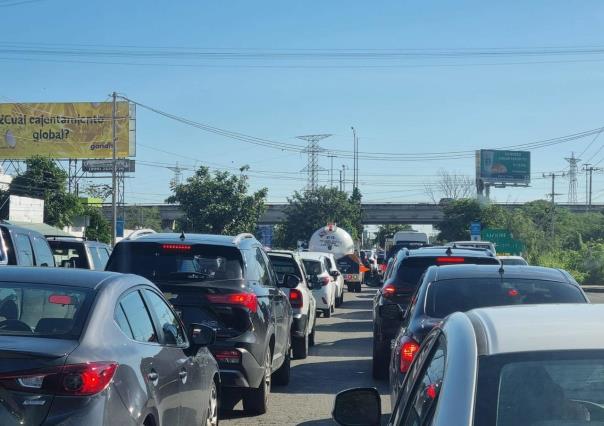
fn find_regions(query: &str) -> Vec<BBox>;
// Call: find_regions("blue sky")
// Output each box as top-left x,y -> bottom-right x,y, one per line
2,0 -> 604,204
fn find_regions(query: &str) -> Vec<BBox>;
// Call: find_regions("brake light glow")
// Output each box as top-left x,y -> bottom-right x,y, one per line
400,338 -> 420,373
0,362 -> 118,396
48,295 -> 73,305
425,383 -> 438,400
321,276 -> 331,286
162,244 -> 192,251
436,257 -> 465,264
206,293 -> 258,313
382,284 -> 396,298
289,289 -> 303,309
507,289 -> 519,297
212,349 -> 241,364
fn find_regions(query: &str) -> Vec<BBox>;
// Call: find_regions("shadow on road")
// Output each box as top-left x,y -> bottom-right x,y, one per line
337,299 -> 372,311
309,336 -> 373,357
297,414 -> 391,426
333,310 -> 372,320
316,320 -> 373,333
272,358 -> 388,395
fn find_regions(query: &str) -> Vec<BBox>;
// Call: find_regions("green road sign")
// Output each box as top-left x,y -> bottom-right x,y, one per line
482,228 -> 525,255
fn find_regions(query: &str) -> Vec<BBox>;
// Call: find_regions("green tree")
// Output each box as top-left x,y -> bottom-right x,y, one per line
166,166 -> 267,234
82,205 -> 111,243
10,157 -> 80,227
275,187 -> 362,249
436,198 -> 483,242
349,187 -> 364,241
125,206 -> 163,231
373,224 -> 412,247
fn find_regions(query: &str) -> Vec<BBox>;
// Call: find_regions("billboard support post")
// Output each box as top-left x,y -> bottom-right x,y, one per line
111,92 -> 117,247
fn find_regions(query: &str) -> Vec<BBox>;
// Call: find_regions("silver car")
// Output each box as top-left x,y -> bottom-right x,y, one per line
334,303 -> 604,425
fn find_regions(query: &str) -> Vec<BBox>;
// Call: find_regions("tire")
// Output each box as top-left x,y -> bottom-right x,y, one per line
308,324 -> 316,347
372,335 -> 389,380
292,333 -> 309,359
331,303 -> 335,313
347,284 -> 353,292
272,350 -> 291,386
242,349 -> 271,414
355,283 -> 362,293
340,290 -> 345,305
205,379 -> 219,426
323,308 -> 331,318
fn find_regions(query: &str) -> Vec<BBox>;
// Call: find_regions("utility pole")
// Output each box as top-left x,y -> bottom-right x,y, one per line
583,164 -> 603,210
339,168 -> 343,191
111,92 -> 117,247
341,165 -> 347,193
543,171 -> 565,238
351,126 -> 358,190
328,154 -> 335,188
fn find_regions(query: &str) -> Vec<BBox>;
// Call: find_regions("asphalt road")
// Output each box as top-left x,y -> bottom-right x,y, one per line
587,290 -> 604,304
220,286 -> 390,426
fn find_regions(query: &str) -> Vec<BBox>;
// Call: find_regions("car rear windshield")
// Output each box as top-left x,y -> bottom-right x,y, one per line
106,242 -> 244,282
302,260 -> 322,275
475,351 -> 604,425
48,240 -> 88,268
0,282 -> 92,338
269,255 -> 299,281
425,278 -> 585,318
395,256 -> 499,289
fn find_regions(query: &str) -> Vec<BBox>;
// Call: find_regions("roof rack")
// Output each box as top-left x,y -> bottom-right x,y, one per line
233,233 -> 255,244
45,235 -> 85,240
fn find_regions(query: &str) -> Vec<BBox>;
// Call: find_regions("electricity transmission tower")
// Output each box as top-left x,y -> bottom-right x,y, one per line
168,162 -> 184,187
565,153 -> 580,204
297,134 -> 332,191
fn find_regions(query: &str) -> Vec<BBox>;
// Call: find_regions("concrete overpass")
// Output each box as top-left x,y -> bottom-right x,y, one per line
103,202 -> 604,227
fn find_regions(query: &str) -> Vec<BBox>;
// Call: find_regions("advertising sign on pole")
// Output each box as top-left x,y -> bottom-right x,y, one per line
0,102 -> 135,159
477,150 -> 531,185
82,159 -> 135,173
470,221 -> 481,241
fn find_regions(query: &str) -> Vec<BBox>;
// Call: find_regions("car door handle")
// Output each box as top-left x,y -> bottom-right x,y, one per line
147,371 -> 159,382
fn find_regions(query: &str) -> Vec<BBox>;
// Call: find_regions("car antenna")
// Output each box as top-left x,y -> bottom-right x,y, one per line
179,231 -> 186,241
445,246 -> 453,256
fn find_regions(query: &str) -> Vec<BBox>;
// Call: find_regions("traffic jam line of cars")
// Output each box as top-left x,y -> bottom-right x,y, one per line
0,228 -> 356,425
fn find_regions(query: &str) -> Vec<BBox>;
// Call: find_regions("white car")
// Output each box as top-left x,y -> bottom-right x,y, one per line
498,255 -> 528,265
300,252 -> 337,318
324,253 -> 345,307
268,250 -> 317,359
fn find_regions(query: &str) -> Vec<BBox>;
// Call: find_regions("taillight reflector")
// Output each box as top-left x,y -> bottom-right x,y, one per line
400,338 -> 420,373
206,293 -> 258,313
0,362 -> 118,396
382,284 -> 396,298
436,257 -> 465,264
212,349 -> 241,364
289,289 -> 303,309
321,276 -> 330,286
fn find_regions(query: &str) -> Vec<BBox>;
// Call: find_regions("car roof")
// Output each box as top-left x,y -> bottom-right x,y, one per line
497,255 -> 525,260
0,267 -> 125,290
431,264 -> 570,283
299,251 -> 327,261
407,247 -> 496,258
47,237 -> 109,246
125,232 -> 258,249
464,304 -> 604,356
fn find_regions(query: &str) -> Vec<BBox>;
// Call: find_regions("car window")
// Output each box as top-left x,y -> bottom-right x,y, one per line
48,240 -> 89,268
31,235 -> 54,266
402,336 -> 446,425
256,248 -> 274,286
96,247 -> 110,269
143,289 -> 186,346
14,233 -> 34,266
87,246 -> 103,270
268,255 -> 299,281
302,259 -> 322,275
425,278 -> 586,318
114,304 -> 134,339
118,291 -> 157,343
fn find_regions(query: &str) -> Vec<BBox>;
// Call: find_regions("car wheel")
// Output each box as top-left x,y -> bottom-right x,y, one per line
272,349 -> 291,386
308,324 -> 316,347
242,349 -> 271,414
292,333 -> 309,359
323,308 -> 331,318
206,379 -> 219,426
372,335 -> 389,380
331,303 -> 335,313
339,290 -> 345,305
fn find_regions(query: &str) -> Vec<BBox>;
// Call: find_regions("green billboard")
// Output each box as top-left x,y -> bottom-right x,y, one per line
477,150 -> 531,184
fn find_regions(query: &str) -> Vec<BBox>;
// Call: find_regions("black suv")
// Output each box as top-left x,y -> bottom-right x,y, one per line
388,264 -> 589,405
372,246 -> 500,378
106,232 -> 294,414
48,236 -> 112,270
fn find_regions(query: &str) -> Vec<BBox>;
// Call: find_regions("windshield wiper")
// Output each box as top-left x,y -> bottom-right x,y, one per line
165,271 -> 212,280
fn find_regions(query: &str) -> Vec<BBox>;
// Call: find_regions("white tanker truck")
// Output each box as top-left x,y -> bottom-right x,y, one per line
308,223 -> 365,293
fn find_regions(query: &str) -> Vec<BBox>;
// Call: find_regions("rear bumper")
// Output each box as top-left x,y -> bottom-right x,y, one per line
217,346 -> 265,389
291,313 -> 308,338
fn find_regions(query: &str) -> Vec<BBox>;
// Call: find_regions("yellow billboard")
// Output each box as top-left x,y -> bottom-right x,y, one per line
0,102 -> 134,159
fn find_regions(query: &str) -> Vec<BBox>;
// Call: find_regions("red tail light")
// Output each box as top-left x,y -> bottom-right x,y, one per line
0,362 -> 118,396
207,293 -> 258,313
162,244 -> 191,251
382,284 -> 396,298
289,289 -> 303,309
212,349 -> 241,364
321,276 -> 330,286
400,338 -> 420,373
436,257 -> 465,264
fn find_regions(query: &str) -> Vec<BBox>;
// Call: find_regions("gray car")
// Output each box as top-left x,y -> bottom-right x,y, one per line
334,303 -> 604,425
0,267 -> 219,426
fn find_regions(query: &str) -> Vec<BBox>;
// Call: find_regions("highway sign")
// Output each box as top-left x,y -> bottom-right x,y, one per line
482,228 -> 524,255
83,159 -> 135,173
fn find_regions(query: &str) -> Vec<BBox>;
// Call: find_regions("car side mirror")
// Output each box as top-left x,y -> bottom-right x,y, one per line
333,387 -> 381,426
330,270 -> 340,278
281,273 -> 301,289
189,323 -> 216,347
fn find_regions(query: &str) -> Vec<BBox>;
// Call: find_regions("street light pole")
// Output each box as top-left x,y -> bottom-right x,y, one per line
111,92 -> 117,246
